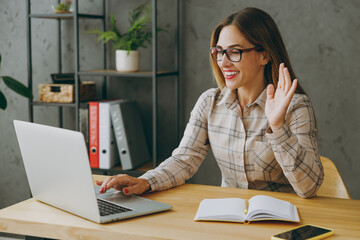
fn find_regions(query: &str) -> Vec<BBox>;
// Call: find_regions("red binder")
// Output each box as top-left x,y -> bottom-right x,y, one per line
88,101 -> 99,168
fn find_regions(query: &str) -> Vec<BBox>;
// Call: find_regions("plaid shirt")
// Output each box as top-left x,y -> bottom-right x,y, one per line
141,87 -> 324,198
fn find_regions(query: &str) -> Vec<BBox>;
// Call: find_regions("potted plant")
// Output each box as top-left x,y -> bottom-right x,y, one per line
52,0 -> 72,14
89,3 -> 164,72
0,54 -> 33,110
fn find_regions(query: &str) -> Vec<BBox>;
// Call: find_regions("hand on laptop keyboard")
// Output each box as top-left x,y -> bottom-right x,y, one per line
96,174 -> 151,196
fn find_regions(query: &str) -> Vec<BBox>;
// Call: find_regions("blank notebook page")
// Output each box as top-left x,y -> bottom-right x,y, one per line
247,195 -> 296,220
194,198 -> 246,221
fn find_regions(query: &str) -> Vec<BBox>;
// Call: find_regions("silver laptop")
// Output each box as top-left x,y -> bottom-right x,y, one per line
13,120 -> 172,223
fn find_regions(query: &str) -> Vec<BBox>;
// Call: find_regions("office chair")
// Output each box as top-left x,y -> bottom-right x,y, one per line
317,156 -> 351,199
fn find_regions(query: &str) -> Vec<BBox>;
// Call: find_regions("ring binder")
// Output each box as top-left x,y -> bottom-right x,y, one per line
110,100 -> 151,170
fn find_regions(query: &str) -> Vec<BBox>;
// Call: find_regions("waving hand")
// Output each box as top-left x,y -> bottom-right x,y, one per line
265,63 -> 298,130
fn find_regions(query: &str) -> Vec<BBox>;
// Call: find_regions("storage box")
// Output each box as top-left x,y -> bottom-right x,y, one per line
39,81 -> 96,103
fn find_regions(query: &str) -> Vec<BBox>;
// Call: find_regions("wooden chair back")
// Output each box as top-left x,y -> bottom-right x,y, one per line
317,156 -> 351,199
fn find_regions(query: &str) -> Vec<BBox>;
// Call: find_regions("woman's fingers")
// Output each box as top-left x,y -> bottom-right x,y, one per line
278,63 -> 285,90
288,79 -> 298,99
266,64 -> 298,129
99,175 -> 117,193
106,175 -> 129,191
266,84 -> 275,101
277,63 -> 296,96
283,66 -> 291,93
98,174 -> 149,195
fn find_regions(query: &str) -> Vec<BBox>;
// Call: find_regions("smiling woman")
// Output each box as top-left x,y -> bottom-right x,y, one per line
97,7 -> 324,199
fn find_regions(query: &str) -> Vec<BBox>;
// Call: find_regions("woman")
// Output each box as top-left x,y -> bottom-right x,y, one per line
97,7 -> 324,199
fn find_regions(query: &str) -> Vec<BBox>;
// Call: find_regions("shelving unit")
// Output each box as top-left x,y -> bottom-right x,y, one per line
26,0 -> 180,173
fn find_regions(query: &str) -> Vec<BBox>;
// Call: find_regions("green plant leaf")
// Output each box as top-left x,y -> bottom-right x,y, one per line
110,14 -> 122,38
0,90 -> 7,110
2,76 -> 33,100
56,3 -> 71,11
87,3 -> 166,52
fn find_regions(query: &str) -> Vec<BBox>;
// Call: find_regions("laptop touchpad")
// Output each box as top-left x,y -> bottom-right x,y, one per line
95,186 -> 149,206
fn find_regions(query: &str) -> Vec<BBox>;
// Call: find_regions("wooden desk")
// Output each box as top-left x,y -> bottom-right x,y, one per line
0,178 -> 359,240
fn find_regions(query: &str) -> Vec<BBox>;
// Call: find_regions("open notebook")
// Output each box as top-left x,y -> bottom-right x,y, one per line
194,195 -> 299,223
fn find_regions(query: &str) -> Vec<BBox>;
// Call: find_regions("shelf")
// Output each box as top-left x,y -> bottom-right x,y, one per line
31,101 -> 76,107
78,70 -> 179,78
31,101 -> 90,108
27,0 -> 180,173
91,161 -> 154,177
112,161 -> 154,172
29,13 -> 105,20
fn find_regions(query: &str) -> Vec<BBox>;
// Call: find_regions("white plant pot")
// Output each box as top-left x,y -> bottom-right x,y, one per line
115,49 -> 140,72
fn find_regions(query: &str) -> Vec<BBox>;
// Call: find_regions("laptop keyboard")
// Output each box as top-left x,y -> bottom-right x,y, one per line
97,198 -> 133,216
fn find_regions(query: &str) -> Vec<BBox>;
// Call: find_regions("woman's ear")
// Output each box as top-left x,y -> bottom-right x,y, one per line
260,51 -> 270,66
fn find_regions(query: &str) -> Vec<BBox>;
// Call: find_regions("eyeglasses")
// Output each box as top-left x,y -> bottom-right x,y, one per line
210,46 -> 263,62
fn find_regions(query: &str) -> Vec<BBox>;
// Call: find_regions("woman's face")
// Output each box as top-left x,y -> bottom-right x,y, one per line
216,25 -> 267,91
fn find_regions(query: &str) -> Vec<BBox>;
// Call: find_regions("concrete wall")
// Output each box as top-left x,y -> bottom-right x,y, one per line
1,0 -> 359,209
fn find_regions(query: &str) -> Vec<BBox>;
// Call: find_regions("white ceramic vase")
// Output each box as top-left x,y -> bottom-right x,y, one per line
115,49 -> 140,72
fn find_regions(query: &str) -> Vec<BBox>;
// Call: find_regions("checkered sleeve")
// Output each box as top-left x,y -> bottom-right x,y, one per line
266,94 -> 324,198
140,90 -> 213,191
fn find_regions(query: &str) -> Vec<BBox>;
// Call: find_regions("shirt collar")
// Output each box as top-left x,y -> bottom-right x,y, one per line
253,88 -> 267,111
217,87 -> 237,110
217,87 -> 267,110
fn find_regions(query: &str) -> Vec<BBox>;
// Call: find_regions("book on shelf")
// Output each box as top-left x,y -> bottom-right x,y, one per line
110,100 -> 151,170
194,195 -> 300,223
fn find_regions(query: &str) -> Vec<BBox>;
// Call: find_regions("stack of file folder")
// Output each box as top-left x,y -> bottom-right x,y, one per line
86,99 -> 150,170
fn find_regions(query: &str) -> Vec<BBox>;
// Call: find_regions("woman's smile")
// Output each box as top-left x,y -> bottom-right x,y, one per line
223,70 -> 239,80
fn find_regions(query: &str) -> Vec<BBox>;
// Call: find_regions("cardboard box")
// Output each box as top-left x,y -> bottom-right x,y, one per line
39,81 -> 96,103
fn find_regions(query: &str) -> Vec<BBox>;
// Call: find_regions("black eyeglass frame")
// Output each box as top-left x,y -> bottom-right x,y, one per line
210,46 -> 264,62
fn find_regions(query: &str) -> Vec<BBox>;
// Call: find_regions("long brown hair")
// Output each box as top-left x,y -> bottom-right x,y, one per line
210,7 -> 306,94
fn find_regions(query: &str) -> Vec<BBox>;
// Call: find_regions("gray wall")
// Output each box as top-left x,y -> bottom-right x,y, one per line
1,0 -> 359,209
